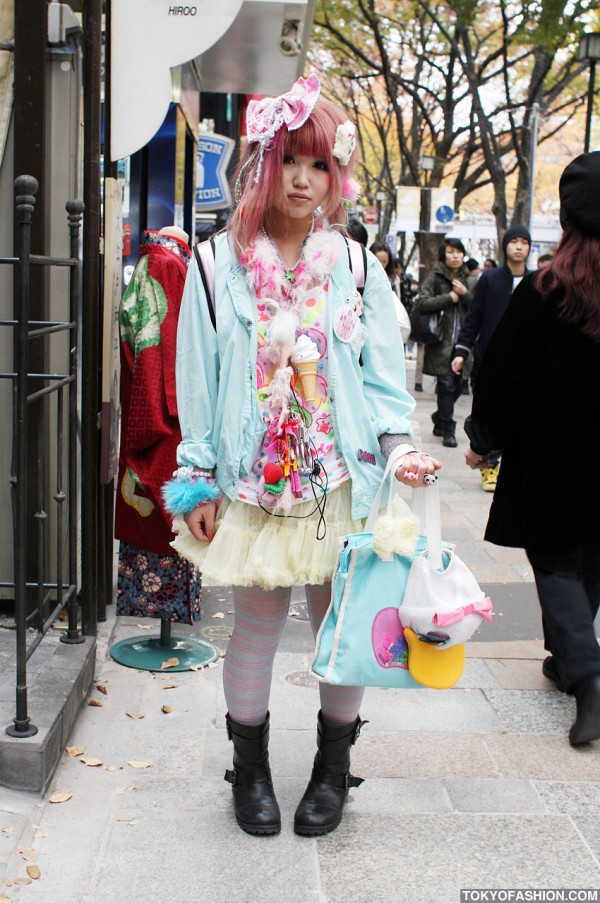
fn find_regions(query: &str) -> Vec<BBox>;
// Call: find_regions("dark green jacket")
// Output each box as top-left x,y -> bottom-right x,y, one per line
415,261 -> 472,375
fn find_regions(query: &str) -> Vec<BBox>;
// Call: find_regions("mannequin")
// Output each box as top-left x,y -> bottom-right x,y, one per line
115,226 -> 201,625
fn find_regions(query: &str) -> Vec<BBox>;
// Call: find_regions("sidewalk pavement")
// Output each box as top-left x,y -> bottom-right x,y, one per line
1,371 -> 599,903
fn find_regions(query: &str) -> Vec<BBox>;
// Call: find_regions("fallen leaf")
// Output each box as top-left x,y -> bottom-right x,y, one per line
160,657 -> 179,670
26,866 -> 40,880
31,823 -> 41,830
96,685 -> 108,695
14,877 -> 32,885
161,705 -> 172,714
136,623 -> 152,630
117,817 -> 137,824
33,831 -> 48,839
208,662 -> 220,668
17,847 -> 37,862
1,828 -> 14,835
128,760 -> 151,769
125,711 -> 145,720
228,610 -> 235,614
212,611 -> 225,619
162,683 -> 178,689
124,785 -> 137,792
88,700 -> 103,708
103,765 -> 121,772
219,652 -> 226,658
49,790 -> 72,804
189,664 -> 205,671
80,758 -> 102,767
65,746 -> 84,758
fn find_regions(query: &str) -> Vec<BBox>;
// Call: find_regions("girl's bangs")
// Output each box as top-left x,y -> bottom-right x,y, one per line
284,118 -> 334,165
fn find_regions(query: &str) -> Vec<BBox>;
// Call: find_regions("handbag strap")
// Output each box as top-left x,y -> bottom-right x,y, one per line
364,447 -> 443,570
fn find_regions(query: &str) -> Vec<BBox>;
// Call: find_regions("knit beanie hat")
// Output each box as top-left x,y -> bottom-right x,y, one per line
502,225 -> 531,255
559,151 -> 600,234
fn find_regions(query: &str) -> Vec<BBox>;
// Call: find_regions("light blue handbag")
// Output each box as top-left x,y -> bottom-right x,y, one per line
311,450 -> 449,689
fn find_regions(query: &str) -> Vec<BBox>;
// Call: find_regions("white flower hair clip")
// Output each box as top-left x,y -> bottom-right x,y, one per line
333,121 -> 357,166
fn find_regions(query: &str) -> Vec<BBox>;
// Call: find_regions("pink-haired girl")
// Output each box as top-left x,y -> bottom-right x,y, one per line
163,75 -> 440,837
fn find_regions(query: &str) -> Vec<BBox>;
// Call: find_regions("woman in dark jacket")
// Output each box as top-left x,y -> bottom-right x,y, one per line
416,239 -> 472,447
465,151 -> 600,747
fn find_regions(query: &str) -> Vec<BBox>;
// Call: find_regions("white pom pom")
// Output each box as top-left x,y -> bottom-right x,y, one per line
372,496 -> 420,561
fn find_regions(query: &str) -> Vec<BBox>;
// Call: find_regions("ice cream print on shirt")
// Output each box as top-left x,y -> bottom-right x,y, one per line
236,282 -> 350,508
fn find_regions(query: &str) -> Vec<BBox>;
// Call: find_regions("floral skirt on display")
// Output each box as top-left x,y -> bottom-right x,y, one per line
116,541 -> 202,624
171,481 -> 364,590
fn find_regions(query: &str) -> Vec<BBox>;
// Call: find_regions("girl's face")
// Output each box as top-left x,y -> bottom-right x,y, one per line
375,249 -> 390,268
274,154 -> 331,222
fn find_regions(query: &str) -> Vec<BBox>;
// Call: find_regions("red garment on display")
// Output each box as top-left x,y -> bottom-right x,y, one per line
115,233 -> 190,555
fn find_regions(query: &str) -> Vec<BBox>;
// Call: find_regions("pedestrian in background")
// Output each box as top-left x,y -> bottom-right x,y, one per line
466,257 -> 481,282
483,258 -> 498,270
537,252 -> 554,269
415,238 -> 473,447
464,151 -> 600,747
451,225 -> 531,491
163,75 -> 440,838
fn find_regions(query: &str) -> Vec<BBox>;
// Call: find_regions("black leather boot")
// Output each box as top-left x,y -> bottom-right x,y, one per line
442,419 -> 458,448
431,411 -> 443,437
294,712 -> 366,837
569,675 -> 600,746
224,712 -> 281,835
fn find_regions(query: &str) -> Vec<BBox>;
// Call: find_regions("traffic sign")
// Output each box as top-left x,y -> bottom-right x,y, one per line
436,205 -> 454,224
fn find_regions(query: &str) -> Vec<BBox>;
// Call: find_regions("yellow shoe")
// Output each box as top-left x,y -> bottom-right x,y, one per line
481,466 -> 499,492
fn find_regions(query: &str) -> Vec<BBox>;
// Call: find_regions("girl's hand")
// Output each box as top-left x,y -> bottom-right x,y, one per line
395,452 -> 441,487
465,448 -> 488,470
184,500 -> 219,542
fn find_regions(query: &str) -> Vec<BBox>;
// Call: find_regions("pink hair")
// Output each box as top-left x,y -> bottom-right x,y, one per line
536,224 -> 600,343
228,98 -> 359,261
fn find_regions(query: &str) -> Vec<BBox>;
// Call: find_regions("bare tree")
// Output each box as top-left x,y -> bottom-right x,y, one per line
310,0 -> 597,244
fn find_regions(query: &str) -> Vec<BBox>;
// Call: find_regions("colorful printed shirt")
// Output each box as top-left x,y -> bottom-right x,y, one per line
236,280 -> 350,505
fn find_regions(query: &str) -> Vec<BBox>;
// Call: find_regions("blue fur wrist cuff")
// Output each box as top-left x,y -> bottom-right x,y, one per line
162,477 -> 221,516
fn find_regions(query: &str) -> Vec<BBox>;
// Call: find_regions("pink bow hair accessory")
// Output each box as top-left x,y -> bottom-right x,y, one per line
245,74 -> 320,182
432,596 -> 493,628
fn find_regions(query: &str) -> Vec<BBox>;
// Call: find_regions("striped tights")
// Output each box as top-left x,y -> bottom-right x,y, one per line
222,584 -> 364,726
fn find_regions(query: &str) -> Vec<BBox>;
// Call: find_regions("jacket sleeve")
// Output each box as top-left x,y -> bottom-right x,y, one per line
467,276 -> 546,453
454,273 -> 488,357
359,252 -> 415,437
174,258 -> 220,470
415,270 -> 453,313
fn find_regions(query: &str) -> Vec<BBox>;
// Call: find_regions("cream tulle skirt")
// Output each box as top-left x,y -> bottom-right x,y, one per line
171,481 -> 365,589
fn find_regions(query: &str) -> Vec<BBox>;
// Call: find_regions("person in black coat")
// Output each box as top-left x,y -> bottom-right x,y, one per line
451,225 -> 531,492
464,152 -> 600,747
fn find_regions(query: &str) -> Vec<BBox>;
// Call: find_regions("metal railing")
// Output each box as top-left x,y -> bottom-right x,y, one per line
0,175 -> 84,738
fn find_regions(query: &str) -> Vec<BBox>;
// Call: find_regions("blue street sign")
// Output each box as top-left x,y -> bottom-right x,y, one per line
196,133 -> 235,210
435,204 -> 454,224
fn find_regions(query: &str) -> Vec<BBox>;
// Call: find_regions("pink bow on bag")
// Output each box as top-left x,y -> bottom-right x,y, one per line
432,596 -> 493,628
245,74 -> 321,181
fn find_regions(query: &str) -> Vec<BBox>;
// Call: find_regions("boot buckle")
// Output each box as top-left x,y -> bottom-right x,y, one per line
346,774 -> 364,789
352,718 -> 368,744
224,768 -> 237,786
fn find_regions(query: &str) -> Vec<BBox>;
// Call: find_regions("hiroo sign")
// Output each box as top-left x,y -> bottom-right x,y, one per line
110,0 -> 244,161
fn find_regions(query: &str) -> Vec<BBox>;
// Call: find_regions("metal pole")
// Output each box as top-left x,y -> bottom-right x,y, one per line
62,200 -> 85,645
81,0 -> 103,636
585,60 -> 596,153
7,176 -> 38,738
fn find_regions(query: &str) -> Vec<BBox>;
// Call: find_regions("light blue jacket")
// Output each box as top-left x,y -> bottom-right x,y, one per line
175,231 -> 415,519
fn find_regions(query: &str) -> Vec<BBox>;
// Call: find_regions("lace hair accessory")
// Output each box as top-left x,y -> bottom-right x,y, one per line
332,121 -> 356,166
245,74 -> 321,183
